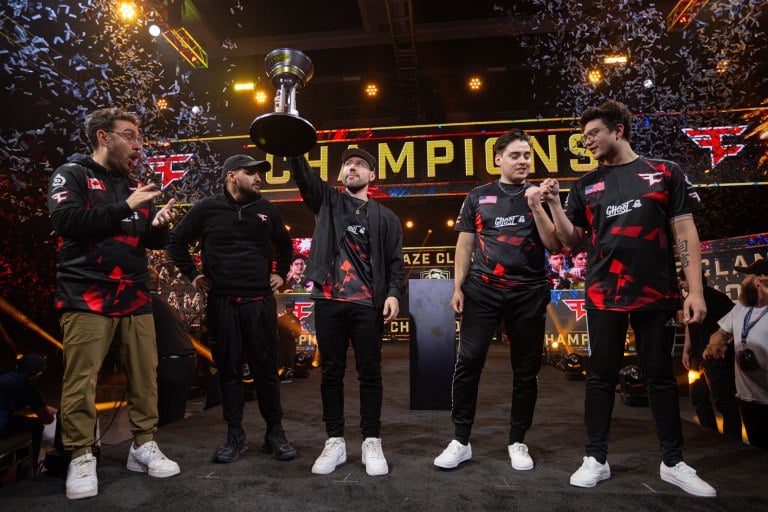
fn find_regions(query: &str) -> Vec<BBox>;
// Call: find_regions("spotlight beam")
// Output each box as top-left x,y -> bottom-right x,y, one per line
0,297 -> 63,351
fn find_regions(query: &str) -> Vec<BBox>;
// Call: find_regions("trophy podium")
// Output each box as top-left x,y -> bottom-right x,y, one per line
249,48 -> 316,156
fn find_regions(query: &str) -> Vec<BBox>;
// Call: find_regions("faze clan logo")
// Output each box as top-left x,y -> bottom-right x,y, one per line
292,302 -> 313,323
563,299 -> 587,321
637,172 -> 664,187
147,153 -> 195,189
681,125 -> 747,168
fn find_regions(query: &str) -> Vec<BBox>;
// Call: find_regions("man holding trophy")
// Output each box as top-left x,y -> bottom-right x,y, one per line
251,49 -> 405,477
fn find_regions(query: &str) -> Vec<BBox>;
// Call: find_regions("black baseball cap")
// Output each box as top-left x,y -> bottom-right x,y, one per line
734,259 -> 768,276
221,154 -> 271,181
341,148 -> 376,172
16,353 -> 47,374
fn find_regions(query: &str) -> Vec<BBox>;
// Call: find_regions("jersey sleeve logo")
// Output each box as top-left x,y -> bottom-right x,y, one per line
87,177 -> 106,191
52,174 -> 66,188
585,182 -> 604,195
50,190 -> 69,204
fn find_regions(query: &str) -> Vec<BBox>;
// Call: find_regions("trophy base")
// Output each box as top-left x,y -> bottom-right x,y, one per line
250,113 -> 317,157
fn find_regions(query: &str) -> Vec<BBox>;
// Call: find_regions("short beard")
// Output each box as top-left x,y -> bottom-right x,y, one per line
739,281 -> 759,307
346,183 -> 366,194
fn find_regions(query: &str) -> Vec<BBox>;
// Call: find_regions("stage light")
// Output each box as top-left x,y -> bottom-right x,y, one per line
587,69 -> 602,85
405,220 -> 414,229
148,24 -> 162,37
254,90 -> 268,104
285,224 -> 291,231
643,78 -> 654,88
603,55 -> 628,65
233,82 -> 255,92
190,105 -> 202,115
365,83 -> 379,97
716,58 -> 730,74
118,1 -> 137,22
468,76 -> 482,91
688,369 -> 703,384
446,219 -> 455,228
551,341 -> 560,349
618,364 -> 648,406
666,0 -> 711,32
156,98 -> 168,110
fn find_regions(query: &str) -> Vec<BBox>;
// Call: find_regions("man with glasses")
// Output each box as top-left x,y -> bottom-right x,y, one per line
47,108 -> 180,500
541,100 -> 716,497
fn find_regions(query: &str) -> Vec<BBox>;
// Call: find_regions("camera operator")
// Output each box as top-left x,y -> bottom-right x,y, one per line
704,260 -> 768,449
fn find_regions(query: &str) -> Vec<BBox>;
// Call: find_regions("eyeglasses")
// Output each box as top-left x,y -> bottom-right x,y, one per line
108,130 -> 143,146
582,126 -> 610,144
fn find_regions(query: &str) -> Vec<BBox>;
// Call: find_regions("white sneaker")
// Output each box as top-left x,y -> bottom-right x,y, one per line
508,442 -> 534,470
361,437 -> 389,476
126,440 -> 181,478
434,440 -> 472,469
66,452 -> 98,500
660,461 -> 716,497
569,456 -> 611,488
311,437 -> 346,475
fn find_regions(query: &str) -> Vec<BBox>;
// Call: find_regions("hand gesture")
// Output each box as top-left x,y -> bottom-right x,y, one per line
540,178 -> 560,204
152,198 -> 178,227
126,183 -> 162,210
524,186 -> 543,210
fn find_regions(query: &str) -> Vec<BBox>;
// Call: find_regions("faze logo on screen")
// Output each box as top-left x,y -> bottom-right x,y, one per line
147,154 -> 195,189
292,302 -> 313,323
563,299 -> 587,321
681,125 -> 747,168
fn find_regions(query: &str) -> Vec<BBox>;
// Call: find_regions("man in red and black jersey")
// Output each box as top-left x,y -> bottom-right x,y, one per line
433,129 -> 561,472
542,100 -> 716,497
167,154 -> 295,465
287,148 -> 404,477
47,108 -> 180,500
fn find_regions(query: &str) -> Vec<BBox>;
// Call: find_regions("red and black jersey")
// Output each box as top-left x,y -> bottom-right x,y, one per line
455,181 -> 547,288
312,196 -> 374,306
565,156 -> 703,311
47,155 -> 168,316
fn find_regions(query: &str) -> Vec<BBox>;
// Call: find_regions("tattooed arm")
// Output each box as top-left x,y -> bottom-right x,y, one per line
670,213 -> 706,324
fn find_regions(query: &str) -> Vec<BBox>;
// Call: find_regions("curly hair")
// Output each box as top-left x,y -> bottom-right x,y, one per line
579,99 -> 633,143
85,108 -> 140,150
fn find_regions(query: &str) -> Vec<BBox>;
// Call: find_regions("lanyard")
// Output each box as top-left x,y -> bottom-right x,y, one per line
741,306 -> 768,344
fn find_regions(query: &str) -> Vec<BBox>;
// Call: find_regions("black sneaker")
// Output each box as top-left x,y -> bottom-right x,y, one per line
213,427 -> 248,463
262,429 -> 297,461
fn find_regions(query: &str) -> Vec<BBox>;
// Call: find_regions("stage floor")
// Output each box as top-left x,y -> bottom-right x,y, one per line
2,343 -> 766,511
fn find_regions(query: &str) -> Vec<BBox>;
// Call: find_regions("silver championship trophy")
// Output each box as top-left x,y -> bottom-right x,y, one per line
249,48 -> 316,156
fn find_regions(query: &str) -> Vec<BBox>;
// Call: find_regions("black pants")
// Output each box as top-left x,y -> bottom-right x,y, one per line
585,309 -> 683,466
690,353 -> 742,440
739,399 -> 768,449
157,355 -> 197,427
314,300 -> 383,438
207,295 -> 282,432
451,277 -> 550,445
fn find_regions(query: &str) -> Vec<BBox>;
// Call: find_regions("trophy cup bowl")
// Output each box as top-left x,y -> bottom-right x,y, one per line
249,48 -> 317,156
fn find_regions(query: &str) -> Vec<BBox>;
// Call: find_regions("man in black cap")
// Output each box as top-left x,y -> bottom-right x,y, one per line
287,148 -> 404,477
704,259 -> 768,449
167,154 -> 295,463
0,354 -> 56,467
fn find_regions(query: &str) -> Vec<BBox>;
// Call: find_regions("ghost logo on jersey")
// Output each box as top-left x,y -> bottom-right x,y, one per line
605,199 -> 642,218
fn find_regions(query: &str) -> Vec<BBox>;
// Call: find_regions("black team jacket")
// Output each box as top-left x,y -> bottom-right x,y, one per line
287,156 -> 404,307
47,154 -> 168,316
167,190 -> 292,298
